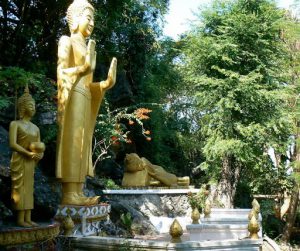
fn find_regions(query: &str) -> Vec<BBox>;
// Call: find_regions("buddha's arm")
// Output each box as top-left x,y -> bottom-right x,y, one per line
93,58 -> 117,91
35,129 -> 44,161
9,122 -> 31,157
57,36 -> 90,78
142,158 -> 156,176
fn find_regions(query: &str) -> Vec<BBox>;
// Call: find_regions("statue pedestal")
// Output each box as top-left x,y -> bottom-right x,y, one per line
55,203 -> 111,237
0,222 -> 59,246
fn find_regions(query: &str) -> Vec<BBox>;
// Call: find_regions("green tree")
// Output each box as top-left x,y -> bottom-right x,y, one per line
280,6 -> 300,242
130,37 -> 206,177
180,0 -> 292,207
0,0 -> 169,80
0,0 -> 69,75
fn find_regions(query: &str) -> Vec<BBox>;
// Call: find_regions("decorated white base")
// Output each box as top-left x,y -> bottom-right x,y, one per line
55,203 -> 111,236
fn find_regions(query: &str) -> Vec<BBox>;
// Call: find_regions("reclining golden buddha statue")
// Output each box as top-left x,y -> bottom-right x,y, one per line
122,153 -> 190,188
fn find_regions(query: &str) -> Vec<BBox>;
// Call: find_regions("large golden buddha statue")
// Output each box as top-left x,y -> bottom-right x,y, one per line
56,0 -> 117,205
9,86 -> 45,227
122,153 -> 190,187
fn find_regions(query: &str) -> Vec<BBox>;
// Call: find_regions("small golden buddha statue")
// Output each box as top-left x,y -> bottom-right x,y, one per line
56,0 -> 117,205
9,85 -> 45,227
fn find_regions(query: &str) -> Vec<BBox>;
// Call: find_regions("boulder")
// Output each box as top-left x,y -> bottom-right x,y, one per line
109,200 -> 158,236
33,168 -> 61,220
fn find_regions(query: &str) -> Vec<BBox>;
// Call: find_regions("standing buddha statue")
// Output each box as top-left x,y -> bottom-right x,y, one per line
56,0 -> 117,205
9,85 -> 45,227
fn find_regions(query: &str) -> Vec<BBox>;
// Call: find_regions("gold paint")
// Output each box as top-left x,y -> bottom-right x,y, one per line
191,207 -> 200,224
56,0 -> 117,205
122,153 -> 190,187
169,219 -> 183,243
9,86 -> 45,227
62,215 -> 75,236
55,214 -> 108,223
248,199 -> 260,220
204,198 -> 211,218
0,224 -> 59,246
252,199 -> 260,212
248,199 -> 260,239
248,215 -> 260,239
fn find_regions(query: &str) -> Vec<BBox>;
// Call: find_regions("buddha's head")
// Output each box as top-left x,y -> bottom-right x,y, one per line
18,85 -> 35,119
67,0 -> 95,37
125,153 -> 144,172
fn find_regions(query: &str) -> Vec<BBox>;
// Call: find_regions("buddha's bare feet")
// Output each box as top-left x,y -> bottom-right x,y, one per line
28,221 -> 38,227
17,221 -> 32,227
62,192 -> 89,205
77,193 -> 99,205
177,176 -> 190,186
88,196 -> 100,205
62,192 -> 99,206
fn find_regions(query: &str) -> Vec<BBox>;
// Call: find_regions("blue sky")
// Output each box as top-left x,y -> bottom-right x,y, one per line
163,0 -> 295,39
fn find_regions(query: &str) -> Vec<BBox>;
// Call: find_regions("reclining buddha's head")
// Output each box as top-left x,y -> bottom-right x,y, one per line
124,153 -> 145,172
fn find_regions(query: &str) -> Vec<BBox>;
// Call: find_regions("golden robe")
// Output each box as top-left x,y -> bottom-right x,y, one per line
10,125 -> 38,210
56,36 -> 105,182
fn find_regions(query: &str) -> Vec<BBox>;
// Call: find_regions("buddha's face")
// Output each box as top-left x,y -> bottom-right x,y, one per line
78,8 -> 94,37
25,100 -> 36,117
126,153 -> 139,163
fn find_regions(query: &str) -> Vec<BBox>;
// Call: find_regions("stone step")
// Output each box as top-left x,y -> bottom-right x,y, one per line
187,223 -> 250,241
70,236 -> 263,251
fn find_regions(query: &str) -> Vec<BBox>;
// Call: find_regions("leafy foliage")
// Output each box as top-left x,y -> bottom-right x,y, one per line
93,100 -> 153,169
179,0 -> 293,205
260,199 -> 285,238
187,185 -> 209,212
0,0 -> 69,75
0,66 -> 56,125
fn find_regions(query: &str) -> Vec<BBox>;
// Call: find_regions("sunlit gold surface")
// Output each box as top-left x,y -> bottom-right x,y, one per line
62,215 -> 75,236
248,199 -> 260,239
122,153 -> 190,187
248,215 -> 260,239
252,199 -> 260,212
191,207 -> 200,224
0,223 -> 59,246
248,199 -> 260,220
9,86 -> 45,227
56,0 -> 117,205
169,219 -> 183,243
204,198 -> 211,218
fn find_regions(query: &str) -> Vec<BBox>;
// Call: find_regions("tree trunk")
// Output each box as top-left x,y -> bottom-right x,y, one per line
281,186 -> 299,242
281,123 -> 300,242
213,155 -> 240,208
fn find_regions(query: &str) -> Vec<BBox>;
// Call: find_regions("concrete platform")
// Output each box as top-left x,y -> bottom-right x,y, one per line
103,188 -> 199,195
70,236 -> 263,251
